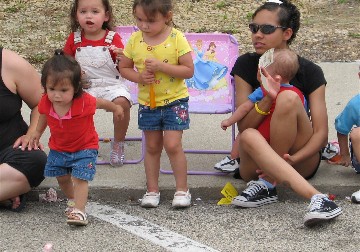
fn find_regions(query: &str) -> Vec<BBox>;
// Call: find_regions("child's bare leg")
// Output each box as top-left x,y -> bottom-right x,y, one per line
350,127 -> 360,160
144,131 -> 163,192
164,131 -> 188,192
269,91 -> 321,178
112,97 -> 131,142
240,128 -> 320,199
230,133 -> 241,159
72,177 -> 88,212
56,174 -> 74,200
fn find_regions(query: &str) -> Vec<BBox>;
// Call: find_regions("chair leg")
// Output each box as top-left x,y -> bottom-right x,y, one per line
96,133 -> 145,165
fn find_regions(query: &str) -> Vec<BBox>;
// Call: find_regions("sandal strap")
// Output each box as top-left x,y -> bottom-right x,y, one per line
174,190 -> 189,196
68,209 -> 87,221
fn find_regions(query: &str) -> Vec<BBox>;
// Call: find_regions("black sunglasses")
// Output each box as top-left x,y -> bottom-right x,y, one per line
249,23 -> 287,34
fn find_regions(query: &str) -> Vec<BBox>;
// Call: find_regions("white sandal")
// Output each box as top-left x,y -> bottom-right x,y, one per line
67,209 -> 88,226
64,200 -> 75,217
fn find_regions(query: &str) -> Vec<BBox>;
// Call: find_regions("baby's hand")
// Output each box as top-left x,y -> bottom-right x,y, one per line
113,105 -> 124,121
221,119 -> 231,130
259,67 -> 280,99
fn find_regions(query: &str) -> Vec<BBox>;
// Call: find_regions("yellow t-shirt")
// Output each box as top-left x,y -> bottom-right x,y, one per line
123,28 -> 191,107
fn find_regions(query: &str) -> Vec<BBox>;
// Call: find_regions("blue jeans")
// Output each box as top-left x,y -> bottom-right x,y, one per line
138,97 -> 190,131
44,149 -> 98,181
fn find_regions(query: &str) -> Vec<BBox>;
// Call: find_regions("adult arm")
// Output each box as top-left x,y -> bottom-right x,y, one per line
1,49 -> 43,150
289,85 -> 328,163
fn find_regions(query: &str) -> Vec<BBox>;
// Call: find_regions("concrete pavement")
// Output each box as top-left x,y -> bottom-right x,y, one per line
26,62 -> 360,203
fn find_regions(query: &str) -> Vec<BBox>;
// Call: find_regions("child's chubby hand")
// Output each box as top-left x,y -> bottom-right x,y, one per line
26,132 -> 43,151
144,58 -> 161,73
221,119 -> 231,130
109,45 -> 124,61
139,70 -> 155,84
113,104 -> 125,121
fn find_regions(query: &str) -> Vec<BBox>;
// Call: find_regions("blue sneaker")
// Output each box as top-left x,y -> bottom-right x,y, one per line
231,180 -> 278,208
304,194 -> 342,227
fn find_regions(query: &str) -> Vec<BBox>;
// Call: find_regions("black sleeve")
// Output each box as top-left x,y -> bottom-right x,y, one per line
230,52 -> 261,91
291,56 -> 327,100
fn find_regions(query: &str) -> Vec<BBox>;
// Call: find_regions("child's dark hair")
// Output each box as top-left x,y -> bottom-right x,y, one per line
70,0 -> 115,32
41,49 -> 83,98
253,0 -> 300,45
132,0 -> 174,26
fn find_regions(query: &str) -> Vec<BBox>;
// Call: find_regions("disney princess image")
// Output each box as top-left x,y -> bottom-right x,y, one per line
186,40 -> 228,90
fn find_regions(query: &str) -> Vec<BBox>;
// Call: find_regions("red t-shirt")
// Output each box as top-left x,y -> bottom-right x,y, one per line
38,92 -> 99,152
63,30 -> 124,62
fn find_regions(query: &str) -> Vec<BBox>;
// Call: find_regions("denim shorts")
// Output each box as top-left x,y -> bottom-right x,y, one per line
44,149 -> 98,181
350,139 -> 360,173
138,97 -> 190,131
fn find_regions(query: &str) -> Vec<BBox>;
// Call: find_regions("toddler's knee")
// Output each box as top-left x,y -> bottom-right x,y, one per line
113,97 -> 131,110
164,142 -> 181,156
146,144 -> 162,156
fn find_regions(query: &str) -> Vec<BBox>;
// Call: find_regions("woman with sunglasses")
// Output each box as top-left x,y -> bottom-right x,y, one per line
216,0 -> 342,227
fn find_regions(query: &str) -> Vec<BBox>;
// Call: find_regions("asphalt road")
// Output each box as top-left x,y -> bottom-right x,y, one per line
0,198 -> 357,252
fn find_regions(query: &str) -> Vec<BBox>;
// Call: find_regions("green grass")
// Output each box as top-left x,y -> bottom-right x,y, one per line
216,1 -> 230,9
28,53 -> 48,65
349,32 -> 360,39
3,3 -> 25,13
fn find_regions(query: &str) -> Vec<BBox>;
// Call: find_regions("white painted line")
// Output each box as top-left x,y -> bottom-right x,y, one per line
87,202 -> 219,252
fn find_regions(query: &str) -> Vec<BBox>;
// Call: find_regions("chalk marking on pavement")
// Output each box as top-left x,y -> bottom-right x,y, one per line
87,202 -> 219,252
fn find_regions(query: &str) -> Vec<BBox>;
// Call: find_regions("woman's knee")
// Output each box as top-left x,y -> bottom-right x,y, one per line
274,91 -> 303,114
239,128 -> 259,148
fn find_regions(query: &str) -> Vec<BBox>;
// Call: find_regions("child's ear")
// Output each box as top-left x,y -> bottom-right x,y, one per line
166,11 -> 173,24
105,11 -> 110,22
274,74 -> 282,83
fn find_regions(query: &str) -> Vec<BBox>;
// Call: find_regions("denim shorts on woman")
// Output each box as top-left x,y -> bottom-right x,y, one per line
138,97 -> 190,131
44,149 -> 98,181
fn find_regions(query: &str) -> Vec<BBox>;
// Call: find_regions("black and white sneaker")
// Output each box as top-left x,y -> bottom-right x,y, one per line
304,194 -> 342,227
231,180 -> 278,208
214,156 -> 240,172
321,142 -> 339,160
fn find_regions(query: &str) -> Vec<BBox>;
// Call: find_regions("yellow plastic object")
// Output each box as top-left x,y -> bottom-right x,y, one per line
217,182 -> 238,205
149,84 -> 156,109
